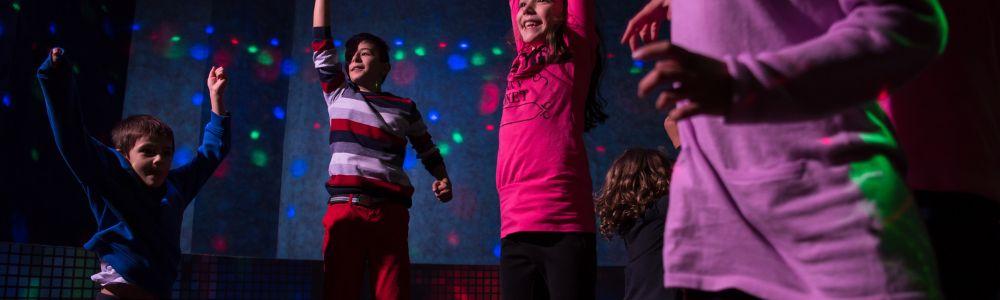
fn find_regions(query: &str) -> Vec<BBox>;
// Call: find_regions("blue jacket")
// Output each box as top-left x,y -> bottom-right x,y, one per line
38,55 -> 230,297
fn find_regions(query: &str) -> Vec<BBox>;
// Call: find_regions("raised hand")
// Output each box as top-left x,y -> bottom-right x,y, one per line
206,66 -> 228,115
432,178 -> 453,203
50,47 -> 65,67
621,0 -> 671,51
634,41 -> 733,120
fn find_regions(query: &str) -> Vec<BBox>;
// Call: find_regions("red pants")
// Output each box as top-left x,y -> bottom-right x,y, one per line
322,202 -> 411,300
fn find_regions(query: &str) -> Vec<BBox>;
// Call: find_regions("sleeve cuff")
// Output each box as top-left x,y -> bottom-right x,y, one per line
313,26 -> 332,40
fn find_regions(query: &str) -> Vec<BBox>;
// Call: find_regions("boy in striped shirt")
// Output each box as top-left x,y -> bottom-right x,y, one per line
311,0 -> 452,298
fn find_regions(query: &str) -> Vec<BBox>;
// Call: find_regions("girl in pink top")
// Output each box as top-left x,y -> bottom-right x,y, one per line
497,0 -> 607,298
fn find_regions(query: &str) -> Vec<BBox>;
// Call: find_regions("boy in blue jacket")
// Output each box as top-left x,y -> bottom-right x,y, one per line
38,47 -> 231,298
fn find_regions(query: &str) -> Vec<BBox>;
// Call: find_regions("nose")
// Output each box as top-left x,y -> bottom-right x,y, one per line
352,52 -> 363,63
523,1 -> 536,14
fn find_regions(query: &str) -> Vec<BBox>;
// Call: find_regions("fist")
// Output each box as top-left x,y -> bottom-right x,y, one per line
432,178 -> 453,203
207,66 -> 228,94
50,48 -> 65,66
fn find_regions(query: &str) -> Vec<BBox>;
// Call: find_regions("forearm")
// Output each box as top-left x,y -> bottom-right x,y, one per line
429,163 -> 448,181
313,0 -> 328,27
37,56 -> 109,182
727,0 -> 946,117
209,91 -> 226,115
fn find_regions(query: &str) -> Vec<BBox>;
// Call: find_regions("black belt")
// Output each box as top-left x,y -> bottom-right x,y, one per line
328,194 -> 392,207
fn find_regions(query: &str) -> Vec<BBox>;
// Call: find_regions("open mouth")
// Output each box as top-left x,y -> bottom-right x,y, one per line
522,20 -> 541,30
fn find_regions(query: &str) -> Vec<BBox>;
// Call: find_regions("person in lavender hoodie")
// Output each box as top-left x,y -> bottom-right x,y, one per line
622,0 -> 947,299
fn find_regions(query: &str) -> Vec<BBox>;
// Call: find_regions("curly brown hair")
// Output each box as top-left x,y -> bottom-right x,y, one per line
595,148 -> 672,239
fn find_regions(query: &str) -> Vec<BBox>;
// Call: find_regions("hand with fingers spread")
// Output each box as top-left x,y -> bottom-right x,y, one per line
206,66 -> 228,115
634,41 -> 733,120
432,178 -> 453,203
620,0 -> 671,51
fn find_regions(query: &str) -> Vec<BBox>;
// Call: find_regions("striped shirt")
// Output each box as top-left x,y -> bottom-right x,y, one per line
312,26 -> 443,206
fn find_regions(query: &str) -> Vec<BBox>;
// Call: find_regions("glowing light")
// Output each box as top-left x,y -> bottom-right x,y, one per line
459,41 -> 469,49
313,121 -> 321,130
491,47 -> 503,56
485,124 -> 495,131
256,50 -> 273,65
596,145 -> 606,153
131,23 -> 140,31
393,38 -> 404,46
447,54 -> 468,70
606,53 -> 615,59
170,35 -> 181,42
438,42 -> 448,49
403,148 -> 417,170
451,131 -> 464,144
172,146 -> 195,167
493,243 -> 502,258
389,60 -> 417,86
269,37 -> 280,46
204,25 -> 214,34
428,110 -> 440,123
272,106 -> 285,120
229,37 -> 239,45
632,60 -> 644,68
393,50 -> 405,61
30,148 -> 39,161
189,44 -> 210,60
247,45 -> 259,54
290,159 -> 308,178
478,82 -> 500,115
333,39 -> 343,47
49,23 -> 56,35
281,59 -> 298,75
250,130 -> 261,140
438,143 -> 451,156
191,92 -> 204,106
106,83 -> 115,95
211,235 -> 228,252
286,206 -> 296,218
447,231 -> 460,246
250,149 -> 268,167
12,2 -> 21,11
3,93 -> 11,107
629,66 -> 642,75
414,46 -> 427,57
470,53 -> 486,66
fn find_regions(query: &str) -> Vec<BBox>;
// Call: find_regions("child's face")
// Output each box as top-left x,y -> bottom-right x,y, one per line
122,135 -> 174,188
517,0 -> 564,44
348,41 -> 389,89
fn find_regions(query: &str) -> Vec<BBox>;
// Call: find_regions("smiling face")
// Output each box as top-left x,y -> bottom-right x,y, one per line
121,135 -> 174,188
347,40 -> 390,91
517,0 -> 565,44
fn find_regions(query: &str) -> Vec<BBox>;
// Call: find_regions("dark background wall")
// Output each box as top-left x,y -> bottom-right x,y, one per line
1,0 -> 674,265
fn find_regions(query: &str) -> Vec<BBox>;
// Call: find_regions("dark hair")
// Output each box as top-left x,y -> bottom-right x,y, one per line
595,148 -> 672,239
345,33 -> 391,83
111,114 -> 174,153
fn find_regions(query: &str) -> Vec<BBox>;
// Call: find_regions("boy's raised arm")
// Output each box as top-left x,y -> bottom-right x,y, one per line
312,0 -> 346,93
38,48 -> 122,187
170,67 -> 232,204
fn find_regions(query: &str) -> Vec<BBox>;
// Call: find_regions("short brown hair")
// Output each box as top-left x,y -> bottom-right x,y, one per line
111,114 -> 174,153
595,148 -> 672,239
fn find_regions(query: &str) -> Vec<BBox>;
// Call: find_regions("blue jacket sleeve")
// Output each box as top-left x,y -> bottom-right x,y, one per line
37,55 -> 127,190
168,112 -> 231,208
